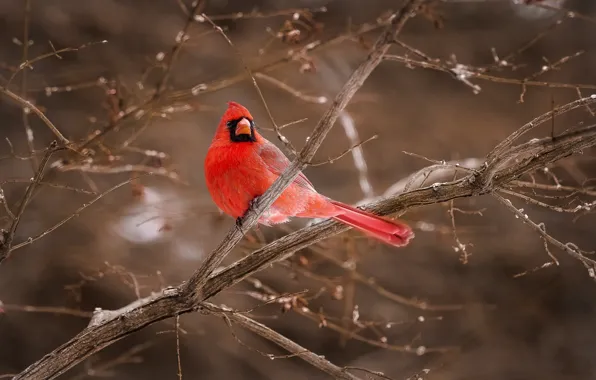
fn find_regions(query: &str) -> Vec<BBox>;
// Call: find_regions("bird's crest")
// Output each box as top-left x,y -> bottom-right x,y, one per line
224,101 -> 253,122
213,101 -> 257,142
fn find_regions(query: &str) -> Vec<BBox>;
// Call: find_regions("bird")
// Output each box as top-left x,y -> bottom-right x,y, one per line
204,101 -> 414,247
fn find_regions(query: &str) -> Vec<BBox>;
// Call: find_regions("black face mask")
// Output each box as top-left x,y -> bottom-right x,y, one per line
227,118 -> 256,143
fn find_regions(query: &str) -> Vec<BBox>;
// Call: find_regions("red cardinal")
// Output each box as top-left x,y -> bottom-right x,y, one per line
204,101 -> 414,247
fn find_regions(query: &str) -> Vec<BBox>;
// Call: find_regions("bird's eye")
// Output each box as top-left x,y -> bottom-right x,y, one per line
226,121 -> 233,128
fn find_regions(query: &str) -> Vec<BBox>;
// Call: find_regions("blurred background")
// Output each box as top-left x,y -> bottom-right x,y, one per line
1,0 -> 596,378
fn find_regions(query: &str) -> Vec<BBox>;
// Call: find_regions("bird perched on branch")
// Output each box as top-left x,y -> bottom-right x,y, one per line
204,101 -> 414,247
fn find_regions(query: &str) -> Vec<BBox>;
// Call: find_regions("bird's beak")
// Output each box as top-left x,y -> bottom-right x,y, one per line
235,118 -> 252,136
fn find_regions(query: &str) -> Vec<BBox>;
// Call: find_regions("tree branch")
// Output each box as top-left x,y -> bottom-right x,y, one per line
0,141 -> 58,263
493,193 -> 596,274
202,303 -> 362,380
0,87 -> 70,146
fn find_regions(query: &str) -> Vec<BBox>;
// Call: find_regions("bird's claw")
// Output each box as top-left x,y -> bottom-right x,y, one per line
247,196 -> 260,212
236,196 -> 261,230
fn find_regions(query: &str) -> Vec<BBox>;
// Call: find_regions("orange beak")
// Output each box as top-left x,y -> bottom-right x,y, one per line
235,118 -> 252,136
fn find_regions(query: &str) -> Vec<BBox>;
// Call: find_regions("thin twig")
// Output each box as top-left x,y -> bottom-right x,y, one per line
344,366 -> 396,380
448,198 -> 472,264
383,54 -> 596,95
0,141 -> 58,263
54,162 -> 183,183
204,7 -> 328,21
499,188 -> 594,213
20,0 -> 37,170
175,314 -> 183,380
309,135 -> 378,166
0,303 -> 92,318
7,40 -> 108,88
9,177 -> 137,252
511,180 -> 596,197
0,178 -> 96,195
340,238 -> 358,346
494,193 -> 596,276
0,87 -> 70,145
338,111 -> 375,199
254,72 -> 328,104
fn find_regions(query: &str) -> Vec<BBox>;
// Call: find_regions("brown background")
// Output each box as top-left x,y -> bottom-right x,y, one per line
1,0 -> 595,379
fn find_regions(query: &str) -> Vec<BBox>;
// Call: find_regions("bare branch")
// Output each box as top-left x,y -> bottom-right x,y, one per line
499,188 -> 594,213
203,303 -> 362,380
344,366 -> 400,380
204,7 -> 328,22
0,87 -> 70,146
448,199 -> 472,264
0,141 -> 59,263
175,315 -> 183,380
53,161 -> 183,183
9,177 -> 137,253
1,178 -> 96,194
7,40 -> 107,88
254,72 -> 328,104
338,111 -> 375,199
19,0 -> 36,170
511,180 -> 596,197
309,134 -> 378,167
0,303 -> 92,318
383,55 -> 596,95
494,193 -> 595,276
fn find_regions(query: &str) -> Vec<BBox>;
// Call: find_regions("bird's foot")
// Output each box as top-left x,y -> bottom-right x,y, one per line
236,196 -> 261,230
247,196 -> 260,213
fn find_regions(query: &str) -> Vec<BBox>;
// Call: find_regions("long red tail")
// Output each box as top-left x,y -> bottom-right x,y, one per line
330,201 -> 414,247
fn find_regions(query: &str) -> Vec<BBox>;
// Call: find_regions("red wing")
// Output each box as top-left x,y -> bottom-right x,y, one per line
258,141 -> 315,190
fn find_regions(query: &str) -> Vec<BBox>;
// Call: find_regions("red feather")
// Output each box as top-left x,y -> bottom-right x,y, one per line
204,101 -> 414,247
